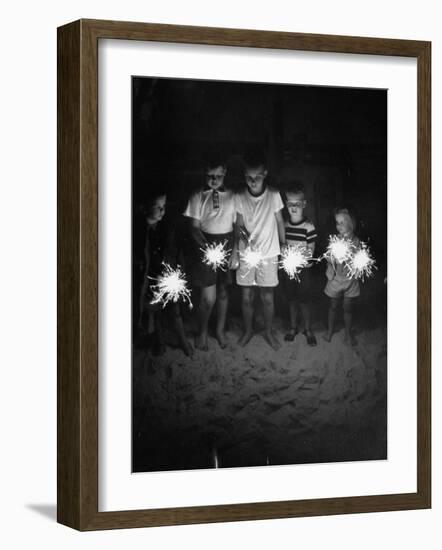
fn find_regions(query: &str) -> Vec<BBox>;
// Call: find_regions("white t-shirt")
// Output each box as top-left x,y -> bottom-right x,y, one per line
183,189 -> 236,234
235,187 -> 284,258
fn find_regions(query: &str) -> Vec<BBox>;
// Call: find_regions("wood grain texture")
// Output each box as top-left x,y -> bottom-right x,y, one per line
83,18 -> 427,56
57,19 -> 431,531
416,42 -> 431,507
57,20 -> 81,529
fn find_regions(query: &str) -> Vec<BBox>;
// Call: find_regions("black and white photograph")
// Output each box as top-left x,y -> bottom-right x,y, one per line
132,76 -> 387,473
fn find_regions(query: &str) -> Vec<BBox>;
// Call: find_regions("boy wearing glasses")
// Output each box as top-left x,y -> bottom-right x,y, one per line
283,184 -> 317,346
232,151 -> 286,350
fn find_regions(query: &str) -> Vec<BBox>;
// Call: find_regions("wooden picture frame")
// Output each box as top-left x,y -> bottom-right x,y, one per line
57,18 -> 431,530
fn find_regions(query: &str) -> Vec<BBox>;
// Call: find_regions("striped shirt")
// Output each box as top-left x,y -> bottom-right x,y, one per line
285,218 -> 317,249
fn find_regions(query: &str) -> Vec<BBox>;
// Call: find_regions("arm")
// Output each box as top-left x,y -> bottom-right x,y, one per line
184,193 -> 207,248
229,214 -> 246,269
325,257 -> 335,280
163,224 -> 179,266
275,209 -> 286,249
190,217 -> 208,248
138,236 -> 151,326
306,242 -> 315,267
235,212 -> 250,244
306,224 -> 317,266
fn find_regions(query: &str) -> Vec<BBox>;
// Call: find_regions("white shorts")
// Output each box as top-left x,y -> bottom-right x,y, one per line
236,255 -> 279,287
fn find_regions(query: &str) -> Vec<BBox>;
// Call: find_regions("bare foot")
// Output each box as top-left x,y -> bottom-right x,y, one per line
264,331 -> 281,351
284,327 -> 298,342
343,332 -> 357,346
195,333 -> 209,351
238,331 -> 253,347
303,329 -> 317,347
182,340 -> 194,357
323,332 -> 333,343
215,331 -> 228,349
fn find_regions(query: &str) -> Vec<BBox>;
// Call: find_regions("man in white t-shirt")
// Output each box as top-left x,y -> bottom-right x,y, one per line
232,152 -> 286,350
183,157 -> 237,351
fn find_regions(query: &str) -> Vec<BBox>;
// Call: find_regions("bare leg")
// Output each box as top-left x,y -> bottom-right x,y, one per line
343,297 -> 357,345
323,298 -> 339,342
301,302 -> 317,346
172,303 -> 193,357
215,283 -> 228,348
196,285 -> 216,351
300,302 -> 311,331
147,310 -> 155,335
260,287 -> 280,351
238,286 -> 254,346
144,310 -> 155,350
285,300 -> 298,341
152,311 -> 165,356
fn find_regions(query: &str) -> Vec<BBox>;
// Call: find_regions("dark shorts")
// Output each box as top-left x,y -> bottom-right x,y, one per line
281,266 -> 313,303
190,232 -> 234,288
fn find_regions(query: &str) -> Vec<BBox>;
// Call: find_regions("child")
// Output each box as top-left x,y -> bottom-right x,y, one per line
183,155 -> 237,350
232,150 -> 286,350
323,207 -> 360,346
283,183 -> 317,346
138,190 -> 193,356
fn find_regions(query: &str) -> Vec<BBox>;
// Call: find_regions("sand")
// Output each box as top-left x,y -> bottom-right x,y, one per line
133,315 -> 387,472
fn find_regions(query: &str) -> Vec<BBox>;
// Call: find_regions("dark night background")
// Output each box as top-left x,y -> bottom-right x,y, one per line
132,77 -> 387,473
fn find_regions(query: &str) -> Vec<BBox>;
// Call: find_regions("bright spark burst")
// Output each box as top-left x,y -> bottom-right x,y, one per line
324,235 -> 355,264
280,244 -> 311,280
201,241 -> 230,271
345,243 -> 376,281
241,247 -> 264,270
150,263 -> 192,309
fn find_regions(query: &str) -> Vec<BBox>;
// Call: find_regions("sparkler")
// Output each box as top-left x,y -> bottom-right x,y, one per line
280,244 -> 311,281
345,243 -> 376,281
323,234 -> 356,264
150,263 -> 192,309
201,241 -> 230,271
241,246 -> 264,270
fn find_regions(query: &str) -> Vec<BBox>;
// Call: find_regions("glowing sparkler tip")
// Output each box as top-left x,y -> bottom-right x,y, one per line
201,241 -> 230,271
150,263 -> 192,308
280,244 -> 311,280
241,247 -> 263,269
325,235 -> 355,264
346,244 -> 376,281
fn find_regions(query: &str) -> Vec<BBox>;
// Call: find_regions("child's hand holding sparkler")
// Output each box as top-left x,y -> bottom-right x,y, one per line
238,224 -> 250,244
323,234 -> 356,264
228,246 -> 240,270
345,242 -> 376,281
150,263 -> 193,309
201,241 -> 230,272
322,235 -> 376,282
241,245 -> 264,271
280,243 -> 311,281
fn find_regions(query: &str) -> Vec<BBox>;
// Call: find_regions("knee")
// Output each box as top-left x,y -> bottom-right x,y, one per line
343,299 -> 353,314
330,298 -> 339,312
260,289 -> 274,307
201,291 -> 216,309
242,290 -> 254,307
217,284 -> 228,301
